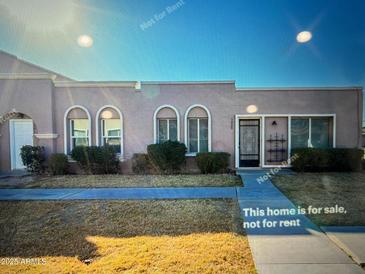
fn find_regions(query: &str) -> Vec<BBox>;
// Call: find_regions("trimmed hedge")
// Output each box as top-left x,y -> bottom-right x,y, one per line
20,145 -> 45,174
291,148 -> 364,172
132,153 -> 153,174
48,153 -> 68,175
71,145 -> 120,174
147,141 -> 186,174
196,152 -> 230,174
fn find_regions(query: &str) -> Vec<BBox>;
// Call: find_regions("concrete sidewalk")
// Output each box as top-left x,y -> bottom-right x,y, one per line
321,226 -> 365,266
238,170 -> 364,274
0,187 -> 238,200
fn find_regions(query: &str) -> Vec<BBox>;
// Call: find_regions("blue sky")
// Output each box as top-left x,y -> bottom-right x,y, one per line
0,0 -> 364,120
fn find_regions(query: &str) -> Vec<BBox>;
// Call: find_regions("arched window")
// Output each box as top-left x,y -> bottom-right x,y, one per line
96,105 -> 123,156
153,105 -> 180,143
184,104 -> 211,154
64,105 -> 91,154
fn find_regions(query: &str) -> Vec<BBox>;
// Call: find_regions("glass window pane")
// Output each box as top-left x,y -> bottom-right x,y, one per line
103,119 -> 121,137
311,118 -> 331,148
158,119 -> 168,143
169,119 -> 177,141
188,119 -> 198,153
72,119 -> 88,137
199,118 -> 208,152
291,118 -> 309,149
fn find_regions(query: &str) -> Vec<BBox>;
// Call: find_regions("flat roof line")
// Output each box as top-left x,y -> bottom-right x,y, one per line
141,80 -> 236,85
236,86 -> 363,91
54,81 -> 138,88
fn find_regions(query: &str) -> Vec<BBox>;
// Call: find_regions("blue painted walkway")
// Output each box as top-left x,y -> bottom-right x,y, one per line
0,187 -> 238,200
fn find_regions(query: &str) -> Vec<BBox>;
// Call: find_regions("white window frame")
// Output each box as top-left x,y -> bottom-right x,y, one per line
187,117 -> 209,154
69,119 -> 90,151
95,105 -> 124,159
291,117 -> 333,149
184,104 -> 212,156
157,118 -> 178,143
63,105 -> 92,154
101,119 -> 121,145
235,114 -> 336,169
153,105 -> 180,143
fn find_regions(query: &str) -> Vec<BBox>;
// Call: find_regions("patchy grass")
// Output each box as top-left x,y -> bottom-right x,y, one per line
0,174 -> 242,188
0,200 -> 256,273
272,172 -> 365,226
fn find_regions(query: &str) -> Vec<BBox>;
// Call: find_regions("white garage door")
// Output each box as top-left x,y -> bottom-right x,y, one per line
10,119 -> 34,170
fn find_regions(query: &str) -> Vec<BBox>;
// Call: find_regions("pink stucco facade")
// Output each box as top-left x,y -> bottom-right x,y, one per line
0,51 -> 363,172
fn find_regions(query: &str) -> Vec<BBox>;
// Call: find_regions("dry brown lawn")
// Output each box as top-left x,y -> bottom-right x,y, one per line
272,172 -> 365,226
0,200 -> 256,273
0,174 -> 242,188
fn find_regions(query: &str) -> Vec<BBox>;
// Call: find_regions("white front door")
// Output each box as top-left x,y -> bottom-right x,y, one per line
10,119 -> 33,170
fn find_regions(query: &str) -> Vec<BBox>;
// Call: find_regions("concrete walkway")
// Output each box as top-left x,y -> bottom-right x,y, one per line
321,226 -> 365,266
0,187 -> 237,200
238,170 -> 364,274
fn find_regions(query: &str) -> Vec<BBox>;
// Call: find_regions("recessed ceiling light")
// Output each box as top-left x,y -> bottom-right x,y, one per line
77,35 -> 93,48
296,31 -> 312,43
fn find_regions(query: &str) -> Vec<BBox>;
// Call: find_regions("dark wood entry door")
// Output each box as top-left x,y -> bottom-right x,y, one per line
239,119 -> 260,167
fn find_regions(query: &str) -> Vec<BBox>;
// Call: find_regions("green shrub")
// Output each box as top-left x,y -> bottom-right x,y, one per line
291,148 -> 364,172
71,145 -> 119,174
20,145 -> 45,173
132,153 -> 153,174
196,152 -> 230,174
99,145 -> 120,174
48,153 -> 68,175
147,141 -> 186,174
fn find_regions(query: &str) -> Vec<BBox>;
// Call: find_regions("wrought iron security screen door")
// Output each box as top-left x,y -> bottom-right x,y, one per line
239,119 -> 260,167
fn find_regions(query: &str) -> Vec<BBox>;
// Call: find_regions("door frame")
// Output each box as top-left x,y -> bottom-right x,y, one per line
9,119 -> 33,170
238,118 -> 261,168
235,116 -> 263,169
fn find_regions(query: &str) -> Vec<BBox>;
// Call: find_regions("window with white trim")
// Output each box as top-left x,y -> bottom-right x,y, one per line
157,119 -> 177,143
101,119 -> 121,153
188,118 -> 208,153
155,106 -> 179,143
70,119 -> 89,150
291,117 -> 333,149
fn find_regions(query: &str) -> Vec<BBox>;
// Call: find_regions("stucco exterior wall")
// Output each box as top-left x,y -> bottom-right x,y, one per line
0,79 -> 56,171
0,51 -> 70,80
0,77 -> 363,172
0,78 -> 363,172
51,84 -> 362,169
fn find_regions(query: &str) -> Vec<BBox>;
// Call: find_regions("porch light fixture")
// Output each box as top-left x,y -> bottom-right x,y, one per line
246,105 -> 258,114
272,120 -> 277,126
296,31 -> 312,43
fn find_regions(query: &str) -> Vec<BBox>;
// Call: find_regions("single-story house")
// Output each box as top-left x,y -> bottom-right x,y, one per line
0,50 -> 363,173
